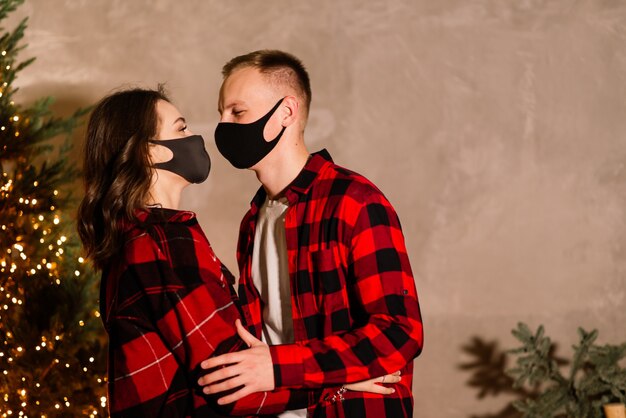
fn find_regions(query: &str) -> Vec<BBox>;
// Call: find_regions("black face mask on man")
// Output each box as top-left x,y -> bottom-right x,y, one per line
149,134 -> 211,184
214,98 -> 286,169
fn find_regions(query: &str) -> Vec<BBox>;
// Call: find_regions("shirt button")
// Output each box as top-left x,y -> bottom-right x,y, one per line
403,289 -> 409,295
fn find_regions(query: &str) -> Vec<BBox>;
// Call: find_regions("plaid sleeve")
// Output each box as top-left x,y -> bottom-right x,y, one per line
107,230 -> 322,417
268,189 -> 423,388
226,389 -> 328,416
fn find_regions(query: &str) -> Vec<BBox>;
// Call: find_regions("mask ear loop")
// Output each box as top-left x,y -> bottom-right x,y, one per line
264,96 -> 287,142
262,97 -> 288,142
268,125 -> 287,143
147,139 -> 175,167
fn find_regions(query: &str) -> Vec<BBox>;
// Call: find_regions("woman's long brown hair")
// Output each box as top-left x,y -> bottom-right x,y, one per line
77,87 -> 169,270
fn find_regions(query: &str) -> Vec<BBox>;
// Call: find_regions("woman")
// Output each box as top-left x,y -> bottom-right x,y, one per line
77,87 -> 398,417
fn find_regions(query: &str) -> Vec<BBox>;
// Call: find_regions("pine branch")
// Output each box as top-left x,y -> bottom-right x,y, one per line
504,323 -> 626,418
508,323 -> 568,389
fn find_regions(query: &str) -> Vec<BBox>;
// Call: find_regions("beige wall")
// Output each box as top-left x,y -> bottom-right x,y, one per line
9,1 -> 626,416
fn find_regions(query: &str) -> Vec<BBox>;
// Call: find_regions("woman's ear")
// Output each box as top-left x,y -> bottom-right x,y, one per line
280,95 -> 300,127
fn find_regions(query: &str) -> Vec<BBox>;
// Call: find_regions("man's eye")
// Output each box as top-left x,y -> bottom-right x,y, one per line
233,110 -> 243,116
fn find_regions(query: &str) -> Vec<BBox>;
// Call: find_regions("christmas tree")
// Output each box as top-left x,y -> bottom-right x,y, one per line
0,0 -> 107,416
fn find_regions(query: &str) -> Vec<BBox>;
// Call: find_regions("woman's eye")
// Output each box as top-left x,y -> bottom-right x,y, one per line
179,125 -> 188,132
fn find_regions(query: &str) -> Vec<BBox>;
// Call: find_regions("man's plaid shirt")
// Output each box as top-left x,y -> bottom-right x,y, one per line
237,150 -> 424,418
101,208 -> 323,417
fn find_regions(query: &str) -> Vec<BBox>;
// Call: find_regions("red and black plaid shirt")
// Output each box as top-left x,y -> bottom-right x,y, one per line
237,150 -> 424,418
101,208 -> 323,417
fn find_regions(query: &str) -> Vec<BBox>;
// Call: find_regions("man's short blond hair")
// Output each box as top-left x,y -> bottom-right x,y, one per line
222,49 -> 312,117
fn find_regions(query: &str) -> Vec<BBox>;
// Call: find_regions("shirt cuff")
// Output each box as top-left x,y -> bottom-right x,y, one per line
269,344 -> 306,388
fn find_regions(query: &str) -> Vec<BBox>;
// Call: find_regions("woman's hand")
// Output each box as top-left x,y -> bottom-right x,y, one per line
344,371 -> 401,395
198,319 -> 274,405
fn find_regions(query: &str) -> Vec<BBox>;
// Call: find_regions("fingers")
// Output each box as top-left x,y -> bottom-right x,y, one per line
379,374 -> 401,384
235,319 -> 261,348
377,370 -> 401,384
202,374 -> 245,395
363,384 -> 396,395
198,364 -> 240,387
200,352 -> 240,370
344,380 -> 396,394
373,386 -> 396,395
343,372 -> 401,394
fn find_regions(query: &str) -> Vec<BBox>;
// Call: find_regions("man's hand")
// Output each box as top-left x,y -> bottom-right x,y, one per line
198,319 -> 275,405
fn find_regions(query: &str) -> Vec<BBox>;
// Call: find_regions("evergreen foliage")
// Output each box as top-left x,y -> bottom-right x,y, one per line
507,323 -> 626,418
0,0 -> 107,416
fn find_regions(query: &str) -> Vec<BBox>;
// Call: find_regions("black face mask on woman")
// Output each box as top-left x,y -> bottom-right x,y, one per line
214,98 -> 286,169
149,134 -> 211,184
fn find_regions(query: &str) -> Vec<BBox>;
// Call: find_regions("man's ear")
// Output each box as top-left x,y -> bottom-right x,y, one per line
280,95 -> 300,127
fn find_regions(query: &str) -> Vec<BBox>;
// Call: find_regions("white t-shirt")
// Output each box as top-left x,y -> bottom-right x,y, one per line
251,196 -> 307,418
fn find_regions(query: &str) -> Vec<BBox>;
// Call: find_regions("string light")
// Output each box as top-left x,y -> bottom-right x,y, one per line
0,34 -> 106,418
1,201 -> 106,413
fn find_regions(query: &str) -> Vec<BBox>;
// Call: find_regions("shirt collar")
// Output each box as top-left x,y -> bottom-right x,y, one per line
126,207 -> 197,230
250,149 -> 333,213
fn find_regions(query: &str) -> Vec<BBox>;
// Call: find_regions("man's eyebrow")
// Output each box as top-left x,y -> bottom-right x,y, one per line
219,100 -> 245,113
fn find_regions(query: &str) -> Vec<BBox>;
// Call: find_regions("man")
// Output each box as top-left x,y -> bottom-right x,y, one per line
200,50 -> 423,418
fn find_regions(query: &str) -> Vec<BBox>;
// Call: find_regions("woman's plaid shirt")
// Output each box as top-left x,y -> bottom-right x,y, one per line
236,150 -> 424,418
101,208 -> 322,417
